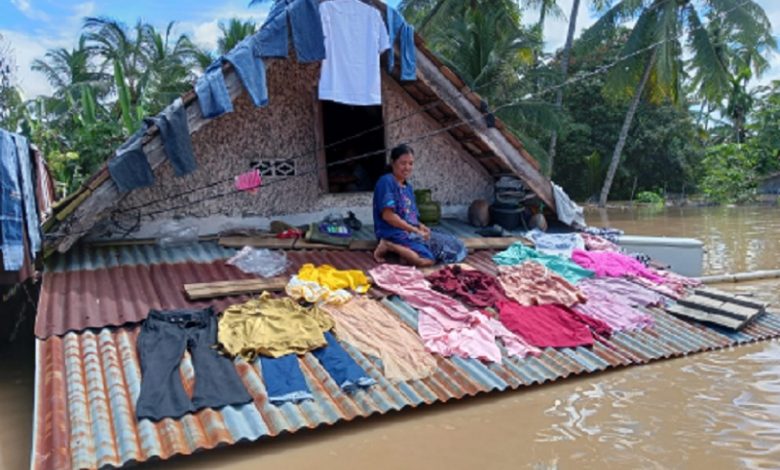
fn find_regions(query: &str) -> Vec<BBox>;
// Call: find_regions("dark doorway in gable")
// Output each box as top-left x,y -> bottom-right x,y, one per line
320,100 -> 386,193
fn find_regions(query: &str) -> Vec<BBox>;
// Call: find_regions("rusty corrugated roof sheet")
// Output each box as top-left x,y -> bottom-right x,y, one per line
32,243 -> 780,470
32,299 -> 780,470
35,243 -> 496,338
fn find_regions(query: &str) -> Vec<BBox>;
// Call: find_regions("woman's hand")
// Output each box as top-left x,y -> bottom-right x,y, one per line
417,224 -> 431,240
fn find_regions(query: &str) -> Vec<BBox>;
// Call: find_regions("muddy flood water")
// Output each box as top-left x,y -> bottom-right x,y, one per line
3,206 -> 780,470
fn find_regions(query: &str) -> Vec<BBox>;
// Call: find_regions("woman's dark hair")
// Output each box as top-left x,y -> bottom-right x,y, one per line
390,144 -> 414,163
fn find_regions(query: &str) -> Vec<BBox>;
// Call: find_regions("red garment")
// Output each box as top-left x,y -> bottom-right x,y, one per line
426,265 -> 507,308
497,300 -> 611,348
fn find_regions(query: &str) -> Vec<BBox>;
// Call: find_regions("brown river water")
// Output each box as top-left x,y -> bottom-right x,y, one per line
3,206 -> 780,470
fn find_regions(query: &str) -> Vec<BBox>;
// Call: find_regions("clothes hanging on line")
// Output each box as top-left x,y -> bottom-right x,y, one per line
255,0 -> 326,62
385,6 -> 416,81
107,127 -> 156,193
0,130 -> 25,270
144,98 -> 197,176
318,0 -> 390,105
196,62 -> 234,119
135,307 -> 253,421
225,38 -> 269,108
10,133 -> 41,260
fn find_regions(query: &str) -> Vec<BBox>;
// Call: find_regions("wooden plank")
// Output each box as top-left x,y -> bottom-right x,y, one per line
219,237 -> 296,249
293,239 -> 348,250
185,276 -> 289,300
312,89 -> 329,192
349,239 -> 378,250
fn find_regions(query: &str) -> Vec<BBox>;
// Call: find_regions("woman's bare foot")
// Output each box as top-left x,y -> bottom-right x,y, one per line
373,239 -> 390,263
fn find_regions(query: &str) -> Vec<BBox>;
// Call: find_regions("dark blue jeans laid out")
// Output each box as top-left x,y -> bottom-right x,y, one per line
254,0 -> 325,62
11,133 -> 41,259
136,307 -> 253,421
260,332 -> 375,405
0,129 -> 24,270
107,128 -> 155,193
386,6 -> 417,81
144,98 -> 197,176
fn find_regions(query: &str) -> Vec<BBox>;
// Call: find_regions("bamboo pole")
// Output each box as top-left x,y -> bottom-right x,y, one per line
698,270 -> 780,284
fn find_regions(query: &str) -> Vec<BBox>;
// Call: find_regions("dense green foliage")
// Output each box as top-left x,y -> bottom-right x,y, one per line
2,1 -> 778,205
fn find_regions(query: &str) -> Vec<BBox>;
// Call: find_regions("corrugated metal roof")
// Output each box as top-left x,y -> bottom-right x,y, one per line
32,299 -> 780,470
36,245 -> 496,338
46,218 -> 500,273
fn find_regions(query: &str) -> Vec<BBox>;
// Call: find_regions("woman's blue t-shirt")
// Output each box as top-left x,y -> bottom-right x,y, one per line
373,173 -> 419,240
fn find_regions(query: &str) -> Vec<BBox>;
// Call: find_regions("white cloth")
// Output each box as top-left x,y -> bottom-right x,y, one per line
318,0 -> 390,105
525,228 -> 585,257
552,182 -> 586,229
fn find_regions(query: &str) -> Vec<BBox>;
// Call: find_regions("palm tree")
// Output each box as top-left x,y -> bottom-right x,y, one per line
583,0 -> 776,207
141,22 -> 199,111
217,18 -> 257,55
400,0 -> 521,36
546,0 -> 608,176
31,35 -> 108,99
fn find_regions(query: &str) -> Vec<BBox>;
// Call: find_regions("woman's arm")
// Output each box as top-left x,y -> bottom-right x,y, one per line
381,208 -> 427,238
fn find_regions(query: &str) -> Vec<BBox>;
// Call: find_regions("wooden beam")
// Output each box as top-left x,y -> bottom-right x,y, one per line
185,276 -> 288,300
415,50 -> 555,209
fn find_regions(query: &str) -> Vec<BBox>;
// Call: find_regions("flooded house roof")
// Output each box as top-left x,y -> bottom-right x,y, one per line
43,0 -> 554,255
31,239 -> 780,470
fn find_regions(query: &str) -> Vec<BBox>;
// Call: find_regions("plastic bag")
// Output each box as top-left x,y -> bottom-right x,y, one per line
226,247 -> 289,277
156,220 -> 199,248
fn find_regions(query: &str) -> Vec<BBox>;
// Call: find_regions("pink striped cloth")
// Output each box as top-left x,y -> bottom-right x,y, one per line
574,278 -> 663,331
369,264 -> 540,362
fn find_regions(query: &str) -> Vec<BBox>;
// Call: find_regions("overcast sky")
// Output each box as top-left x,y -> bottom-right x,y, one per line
1,0 -> 779,99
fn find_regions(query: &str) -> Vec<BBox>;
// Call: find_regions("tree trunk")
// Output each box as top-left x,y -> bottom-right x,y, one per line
547,0 -> 581,176
598,48 -> 657,207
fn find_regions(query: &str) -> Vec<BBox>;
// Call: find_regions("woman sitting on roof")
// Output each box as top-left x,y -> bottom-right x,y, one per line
372,144 -> 467,267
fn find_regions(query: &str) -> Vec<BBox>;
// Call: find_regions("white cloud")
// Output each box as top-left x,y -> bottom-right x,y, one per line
10,0 -> 51,22
178,3 -> 270,53
522,0 -> 598,54
0,29 -> 62,98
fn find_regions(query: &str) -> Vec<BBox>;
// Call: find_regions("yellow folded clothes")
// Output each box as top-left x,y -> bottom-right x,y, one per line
298,263 -> 371,294
285,275 -> 353,305
218,292 -> 335,360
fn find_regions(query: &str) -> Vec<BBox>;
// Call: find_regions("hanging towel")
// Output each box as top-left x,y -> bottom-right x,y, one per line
386,6 -> 417,81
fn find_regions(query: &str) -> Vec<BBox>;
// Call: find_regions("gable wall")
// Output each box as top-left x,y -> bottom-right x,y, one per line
111,59 -> 493,236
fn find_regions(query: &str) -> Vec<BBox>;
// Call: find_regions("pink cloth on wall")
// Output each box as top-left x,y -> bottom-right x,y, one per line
574,278 -> 661,331
497,301 -> 611,348
369,264 -> 539,362
235,169 -> 262,192
497,262 -> 587,307
571,249 -> 665,283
